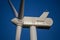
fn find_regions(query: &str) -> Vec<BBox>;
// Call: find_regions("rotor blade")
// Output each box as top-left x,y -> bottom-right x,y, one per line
16,26 -> 22,40
8,0 -> 18,17
18,0 -> 24,19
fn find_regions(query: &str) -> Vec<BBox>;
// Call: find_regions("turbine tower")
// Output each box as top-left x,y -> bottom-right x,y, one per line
8,0 -> 53,40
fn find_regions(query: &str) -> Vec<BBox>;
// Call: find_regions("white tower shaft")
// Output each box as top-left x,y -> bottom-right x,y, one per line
16,26 -> 22,40
30,26 -> 37,40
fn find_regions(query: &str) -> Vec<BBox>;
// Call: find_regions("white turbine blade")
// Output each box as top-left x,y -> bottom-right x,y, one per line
39,11 -> 49,21
16,26 -> 22,40
8,0 -> 18,17
30,26 -> 37,40
18,0 -> 24,19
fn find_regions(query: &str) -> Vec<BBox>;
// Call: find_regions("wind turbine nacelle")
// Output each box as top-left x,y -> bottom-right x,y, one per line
9,0 -> 53,28
11,16 -> 53,28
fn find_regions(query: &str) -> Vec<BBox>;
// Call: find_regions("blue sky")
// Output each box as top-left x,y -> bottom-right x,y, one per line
0,0 -> 60,40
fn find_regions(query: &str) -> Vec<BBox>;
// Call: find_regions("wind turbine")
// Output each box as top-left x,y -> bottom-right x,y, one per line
8,0 -> 53,40
8,0 -> 24,40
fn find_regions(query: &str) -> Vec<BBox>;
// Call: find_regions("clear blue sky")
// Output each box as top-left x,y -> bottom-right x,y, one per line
0,0 -> 60,40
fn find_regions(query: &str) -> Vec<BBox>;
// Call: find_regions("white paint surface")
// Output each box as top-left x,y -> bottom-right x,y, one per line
30,26 -> 37,40
16,26 -> 22,40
